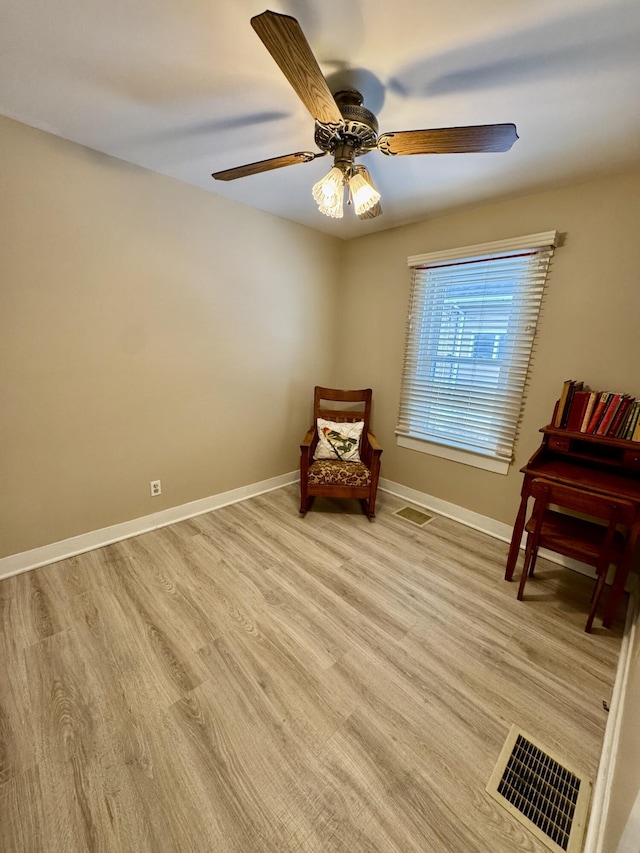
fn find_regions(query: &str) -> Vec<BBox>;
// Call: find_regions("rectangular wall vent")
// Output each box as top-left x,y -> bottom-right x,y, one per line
393,506 -> 434,527
486,726 -> 591,853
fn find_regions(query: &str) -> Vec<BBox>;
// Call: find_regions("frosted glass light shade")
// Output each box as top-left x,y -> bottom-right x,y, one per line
312,166 -> 344,218
348,169 -> 381,216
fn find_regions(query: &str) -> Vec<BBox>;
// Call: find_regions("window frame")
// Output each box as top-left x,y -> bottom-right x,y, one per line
396,231 -> 558,475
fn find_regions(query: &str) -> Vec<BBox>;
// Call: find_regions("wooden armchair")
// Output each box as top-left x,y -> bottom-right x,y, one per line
517,478 -> 634,632
300,387 -> 383,519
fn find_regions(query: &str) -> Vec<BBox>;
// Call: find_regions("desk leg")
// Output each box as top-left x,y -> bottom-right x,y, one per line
505,483 -> 529,581
603,522 -> 639,629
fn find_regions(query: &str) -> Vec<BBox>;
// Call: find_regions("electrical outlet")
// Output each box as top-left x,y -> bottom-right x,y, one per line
150,480 -> 161,497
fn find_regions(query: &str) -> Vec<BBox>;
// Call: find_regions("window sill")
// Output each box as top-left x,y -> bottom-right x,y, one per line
396,435 -> 510,475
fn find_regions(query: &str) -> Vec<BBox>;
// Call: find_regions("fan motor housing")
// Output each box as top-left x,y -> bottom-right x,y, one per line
314,88 -> 378,155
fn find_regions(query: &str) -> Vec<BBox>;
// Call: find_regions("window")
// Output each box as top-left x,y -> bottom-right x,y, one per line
396,232 -> 558,474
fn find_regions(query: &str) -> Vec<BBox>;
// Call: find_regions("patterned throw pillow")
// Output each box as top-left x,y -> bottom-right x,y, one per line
314,418 -> 364,462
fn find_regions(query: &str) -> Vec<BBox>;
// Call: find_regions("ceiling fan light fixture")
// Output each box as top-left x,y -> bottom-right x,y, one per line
348,166 -> 381,216
312,165 -> 345,218
317,193 -> 344,218
213,12 -> 519,226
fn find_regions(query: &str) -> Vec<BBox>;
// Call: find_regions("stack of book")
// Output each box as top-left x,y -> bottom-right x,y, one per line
553,380 -> 640,440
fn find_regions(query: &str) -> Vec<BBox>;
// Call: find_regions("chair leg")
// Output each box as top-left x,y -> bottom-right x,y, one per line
299,477 -> 307,515
517,541 -> 537,600
586,571 -> 608,633
367,460 -> 380,520
300,495 -> 314,515
361,498 -> 375,520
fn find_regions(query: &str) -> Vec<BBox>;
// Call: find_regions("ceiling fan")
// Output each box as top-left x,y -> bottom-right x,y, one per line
212,10 -> 518,221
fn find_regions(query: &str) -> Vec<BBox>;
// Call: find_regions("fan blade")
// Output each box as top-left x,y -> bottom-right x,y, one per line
357,201 -> 382,220
212,151 -> 325,181
378,124 -> 518,156
251,10 -> 343,126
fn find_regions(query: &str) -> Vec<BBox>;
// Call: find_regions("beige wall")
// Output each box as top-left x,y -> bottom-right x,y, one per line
338,169 -> 640,525
0,116 -> 341,557
3,115 -> 640,552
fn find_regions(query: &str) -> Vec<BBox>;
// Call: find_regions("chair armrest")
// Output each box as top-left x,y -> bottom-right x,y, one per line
362,431 -> 383,469
300,427 -> 315,450
367,431 -> 382,453
300,427 -> 317,467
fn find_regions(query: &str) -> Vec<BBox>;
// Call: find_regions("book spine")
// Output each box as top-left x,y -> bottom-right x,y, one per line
617,399 -> 637,438
554,379 -> 574,428
586,392 -> 610,434
566,391 -> 589,432
625,402 -> 640,440
596,393 -> 622,435
560,381 -> 582,428
580,391 -> 598,432
616,403 -> 631,437
608,396 -> 632,437
622,402 -> 637,439
632,411 -> 640,442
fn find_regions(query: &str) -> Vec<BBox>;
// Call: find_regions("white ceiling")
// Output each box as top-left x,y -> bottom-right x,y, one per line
2,0 -> 639,239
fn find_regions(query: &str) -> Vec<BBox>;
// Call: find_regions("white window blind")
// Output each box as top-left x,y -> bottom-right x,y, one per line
397,232 -> 557,468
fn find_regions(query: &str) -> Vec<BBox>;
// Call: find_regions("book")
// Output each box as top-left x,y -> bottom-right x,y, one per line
566,390 -> 590,432
585,392 -> 610,434
560,381 -> 583,428
616,400 -> 635,437
554,379 -> 574,428
621,401 -> 638,439
596,393 -> 622,435
551,380 -> 640,442
624,401 -> 640,440
579,391 -> 599,432
608,395 -> 633,438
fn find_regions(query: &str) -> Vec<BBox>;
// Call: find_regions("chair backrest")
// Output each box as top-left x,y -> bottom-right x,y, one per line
313,387 -> 372,434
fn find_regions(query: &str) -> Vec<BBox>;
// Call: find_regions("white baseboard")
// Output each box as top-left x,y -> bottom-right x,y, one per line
0,471 -> 298,580
2,474 -> 601,584
379,477 -> 598,579
380,478 -> 514,541
583,583 -> 639,853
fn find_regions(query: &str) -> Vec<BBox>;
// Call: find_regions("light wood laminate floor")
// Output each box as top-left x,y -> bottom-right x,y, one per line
0,486 -> 625,852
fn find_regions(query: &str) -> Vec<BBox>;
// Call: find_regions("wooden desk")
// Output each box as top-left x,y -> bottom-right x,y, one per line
505,425 -> 640,627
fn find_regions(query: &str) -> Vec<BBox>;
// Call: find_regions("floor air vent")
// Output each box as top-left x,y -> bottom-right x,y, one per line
393,506 -> 434,527
486,726 -> 591,853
